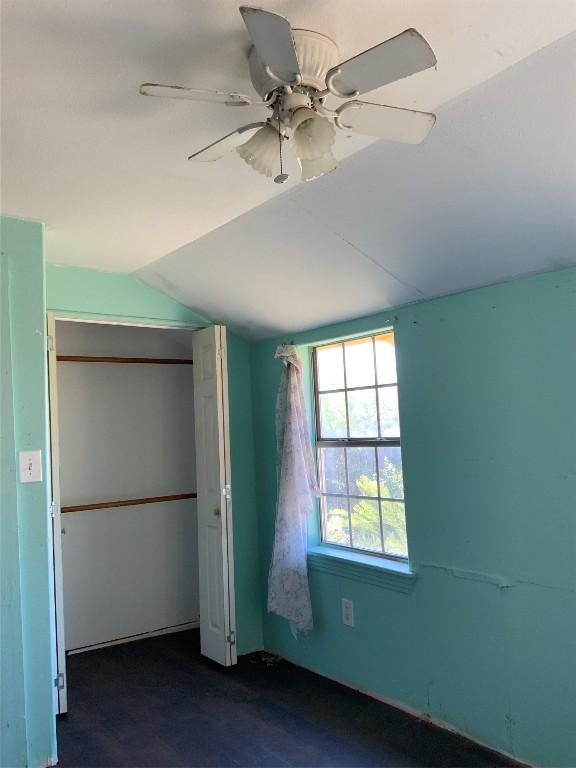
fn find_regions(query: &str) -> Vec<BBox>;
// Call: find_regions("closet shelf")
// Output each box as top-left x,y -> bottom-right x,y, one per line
61,493 -> 197,514
57,355 -> 193,365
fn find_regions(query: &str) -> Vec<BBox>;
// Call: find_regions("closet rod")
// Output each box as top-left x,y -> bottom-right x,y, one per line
61,492 -> 197,514
57,355 -> 193,365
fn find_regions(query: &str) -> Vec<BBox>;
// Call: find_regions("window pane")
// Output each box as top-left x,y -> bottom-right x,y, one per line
316,344 -> 344,391
375,333 -> 397,385
350,498 -> 382,553
319,447 -> 347,494
323,496 -> 350,547
316,333 -> 408,560
319,392 -> 347,438
344,338 -> 375,388
348,389 -> 378,438
347,447 -> 378,498
381,500 -> 408,558
377,446 -> 404,499
378,386 -> 400,437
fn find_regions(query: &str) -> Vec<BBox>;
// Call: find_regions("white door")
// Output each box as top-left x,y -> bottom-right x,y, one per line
192,325 -> 237,666
47,313 -> 68,713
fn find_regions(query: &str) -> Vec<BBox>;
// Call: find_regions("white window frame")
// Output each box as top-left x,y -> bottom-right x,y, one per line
312,330 -> 408,562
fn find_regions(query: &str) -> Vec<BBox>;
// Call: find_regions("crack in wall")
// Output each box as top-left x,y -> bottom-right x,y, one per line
418,562 -> 575,593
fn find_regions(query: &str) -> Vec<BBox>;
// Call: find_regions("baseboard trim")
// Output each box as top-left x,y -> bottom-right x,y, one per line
273,654 -> 532,768
67,620 -> 200,655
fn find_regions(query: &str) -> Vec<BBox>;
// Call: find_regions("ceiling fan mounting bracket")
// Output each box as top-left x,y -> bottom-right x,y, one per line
263,65 -> 301,88
335,100 -> 363,131
313,97 -> 338,118
324,69 -> 359,99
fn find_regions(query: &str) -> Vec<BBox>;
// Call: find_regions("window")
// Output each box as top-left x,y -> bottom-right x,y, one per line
313,332 -> 407,560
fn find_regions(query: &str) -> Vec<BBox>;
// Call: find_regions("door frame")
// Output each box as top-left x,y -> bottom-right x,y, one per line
219,326 -> 237,665
46,313 -> 237,717
46,313 -> 67,713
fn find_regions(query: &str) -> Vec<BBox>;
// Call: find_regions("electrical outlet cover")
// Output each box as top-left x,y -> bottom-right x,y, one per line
342,598 -> 354,627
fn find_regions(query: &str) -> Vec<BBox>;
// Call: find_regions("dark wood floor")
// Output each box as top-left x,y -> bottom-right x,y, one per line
57,630 -> 517,767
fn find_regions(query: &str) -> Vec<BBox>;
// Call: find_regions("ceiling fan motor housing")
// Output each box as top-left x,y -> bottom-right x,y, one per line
248,29 -> 339,97
277,92 -> 311,123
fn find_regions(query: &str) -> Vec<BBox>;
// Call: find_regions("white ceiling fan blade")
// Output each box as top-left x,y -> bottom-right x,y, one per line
239,6 -> 300,85
140,83 -> 257,106
336,101 -> 436,144
188,122 -> 267,162
327,29 -> 436,97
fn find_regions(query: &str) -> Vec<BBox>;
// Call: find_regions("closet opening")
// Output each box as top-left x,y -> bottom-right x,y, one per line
47,316 -> 237,715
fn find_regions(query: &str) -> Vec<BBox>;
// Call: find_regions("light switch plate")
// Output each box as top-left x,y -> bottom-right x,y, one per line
19,450 -> 43,483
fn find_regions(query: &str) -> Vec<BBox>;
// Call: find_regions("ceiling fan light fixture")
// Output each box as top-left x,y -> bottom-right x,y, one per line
299,149 -> 338,182
291,108 -> 335,161
236,123 -> 279,177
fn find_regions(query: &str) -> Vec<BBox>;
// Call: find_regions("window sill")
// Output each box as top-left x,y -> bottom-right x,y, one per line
307,545 -> 417,593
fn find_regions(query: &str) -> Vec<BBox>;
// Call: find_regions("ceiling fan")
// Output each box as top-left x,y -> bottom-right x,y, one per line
140,6 -> 437,183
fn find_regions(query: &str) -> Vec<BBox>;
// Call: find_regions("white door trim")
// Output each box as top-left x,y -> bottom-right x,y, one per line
219,326 -> 237,664
47,311 -> 68,714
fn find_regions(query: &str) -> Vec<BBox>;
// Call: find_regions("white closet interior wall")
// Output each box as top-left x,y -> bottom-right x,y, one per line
56,321 -> 199,651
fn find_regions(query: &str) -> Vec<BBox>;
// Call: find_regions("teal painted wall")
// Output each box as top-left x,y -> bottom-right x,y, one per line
46,264 -> 208,327
1,224 -> 28,767
250,267 -> 576,767
0,217 -> 56,768
227,333 -> 263,654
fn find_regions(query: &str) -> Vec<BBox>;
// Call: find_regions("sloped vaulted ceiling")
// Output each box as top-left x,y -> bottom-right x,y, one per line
1,1 -> 575,273
138,32 -> 576,339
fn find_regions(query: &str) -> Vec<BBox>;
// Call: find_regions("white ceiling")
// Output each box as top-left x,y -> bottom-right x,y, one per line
1,1 -> 575,271
139,31 -> 576,339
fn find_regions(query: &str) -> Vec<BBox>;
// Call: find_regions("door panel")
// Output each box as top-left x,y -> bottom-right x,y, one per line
193,325 -> 237,665
206,524 -> 224,632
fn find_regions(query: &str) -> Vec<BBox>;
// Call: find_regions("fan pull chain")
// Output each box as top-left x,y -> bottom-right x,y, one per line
274,112 -> 288,184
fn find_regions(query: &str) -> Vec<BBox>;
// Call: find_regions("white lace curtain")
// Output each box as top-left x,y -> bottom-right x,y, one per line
267,345 -> 318,635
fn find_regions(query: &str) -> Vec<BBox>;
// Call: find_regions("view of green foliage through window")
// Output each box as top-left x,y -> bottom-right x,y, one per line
314,332 -> 408,559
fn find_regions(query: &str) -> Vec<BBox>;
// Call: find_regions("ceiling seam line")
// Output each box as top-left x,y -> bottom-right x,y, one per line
289,200 -> 428,297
